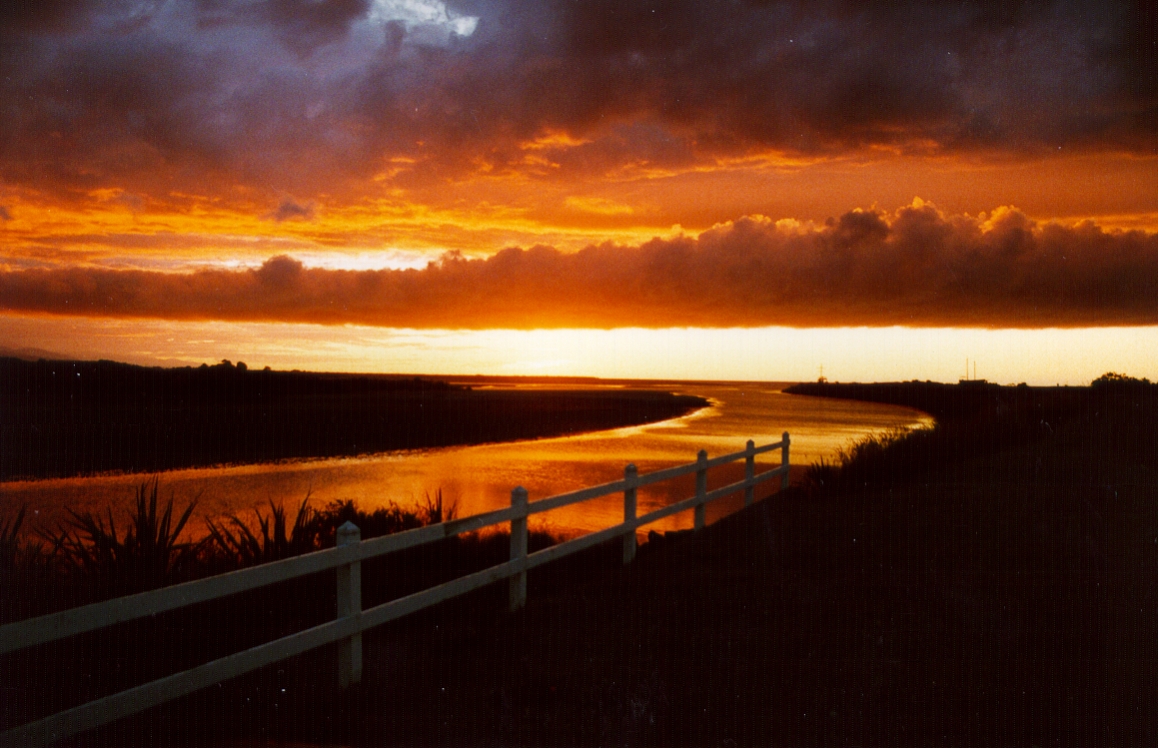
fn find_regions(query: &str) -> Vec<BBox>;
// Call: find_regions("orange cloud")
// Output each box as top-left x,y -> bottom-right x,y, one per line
3,202 -> 1157,329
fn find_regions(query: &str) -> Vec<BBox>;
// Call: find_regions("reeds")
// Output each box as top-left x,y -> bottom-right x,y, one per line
803,426 -> 933,496
205,495 -> 318,567
0,504 -> 25,571
51,478 -> 200,595
0,478 -> 510,624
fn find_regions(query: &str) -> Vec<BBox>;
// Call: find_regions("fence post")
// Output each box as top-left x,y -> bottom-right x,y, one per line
623,464 -> 638,564
336,521 -> 362,689
744,439 -> 756,507
509,486 -> 528,611
781,431 -> 791,491
694,450 -> 708,530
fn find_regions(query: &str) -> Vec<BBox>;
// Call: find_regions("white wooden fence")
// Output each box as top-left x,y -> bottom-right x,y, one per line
0,434 -> 790,746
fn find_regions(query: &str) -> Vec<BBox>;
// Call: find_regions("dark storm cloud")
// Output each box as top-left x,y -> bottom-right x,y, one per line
0,25 -> 223,193
3,204 -> 1157,328
0,1 -> 1153,200
549,0 -> 1153,150
0,0 -> 96,33
260,0 -> 373,55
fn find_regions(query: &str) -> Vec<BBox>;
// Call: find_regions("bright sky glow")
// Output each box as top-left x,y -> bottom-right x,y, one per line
3,316 -> 1155,385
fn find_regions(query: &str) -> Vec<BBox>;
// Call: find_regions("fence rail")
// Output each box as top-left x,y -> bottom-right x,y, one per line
0,434 -> 790,746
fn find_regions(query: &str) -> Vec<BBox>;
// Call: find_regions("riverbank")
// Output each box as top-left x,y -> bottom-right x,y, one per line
141,378 -> 1153,745
0,358 -> 707,481
13,377 -> 1154,745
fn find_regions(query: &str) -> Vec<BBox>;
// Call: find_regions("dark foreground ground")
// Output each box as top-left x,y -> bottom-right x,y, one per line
38,379 -> 1158,746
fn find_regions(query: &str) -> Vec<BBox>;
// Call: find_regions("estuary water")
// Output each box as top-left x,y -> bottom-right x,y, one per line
0,382 -> 932,538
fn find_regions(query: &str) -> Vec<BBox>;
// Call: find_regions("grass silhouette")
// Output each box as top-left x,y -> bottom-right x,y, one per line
0,480 -> 564,738
0,504 -> 24,571
50,479 -> 200,596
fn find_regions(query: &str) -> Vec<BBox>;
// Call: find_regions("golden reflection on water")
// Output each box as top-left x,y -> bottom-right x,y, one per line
0,383 -> 932,539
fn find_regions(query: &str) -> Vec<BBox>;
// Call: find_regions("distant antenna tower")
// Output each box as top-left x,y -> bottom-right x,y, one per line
818,364 -> 826,383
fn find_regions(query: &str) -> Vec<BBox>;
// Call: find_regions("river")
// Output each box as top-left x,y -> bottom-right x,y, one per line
0,381 -> 932,539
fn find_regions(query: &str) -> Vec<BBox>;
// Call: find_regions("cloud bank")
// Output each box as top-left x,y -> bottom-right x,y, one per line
3,202 -> 1157,329
0,1 -> 1153,203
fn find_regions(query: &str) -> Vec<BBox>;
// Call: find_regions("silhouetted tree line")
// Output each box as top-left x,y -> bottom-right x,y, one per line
0,358 -> 706,480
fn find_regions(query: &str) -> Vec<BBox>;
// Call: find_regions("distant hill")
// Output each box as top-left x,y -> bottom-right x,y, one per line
0,344 -> 70,362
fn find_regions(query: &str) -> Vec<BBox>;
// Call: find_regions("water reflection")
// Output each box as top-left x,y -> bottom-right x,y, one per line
0,383 -> 931,538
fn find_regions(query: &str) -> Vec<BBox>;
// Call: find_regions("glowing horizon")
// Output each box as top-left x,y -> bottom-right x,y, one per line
3,314 -> 1156,387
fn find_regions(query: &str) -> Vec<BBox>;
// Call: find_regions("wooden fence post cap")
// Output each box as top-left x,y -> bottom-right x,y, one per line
337,522 -> 361,544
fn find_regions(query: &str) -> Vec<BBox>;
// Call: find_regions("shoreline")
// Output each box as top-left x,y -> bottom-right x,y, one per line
8,377 -> 1153,744
0,357 -> 708,482
348,376 -> 1156,746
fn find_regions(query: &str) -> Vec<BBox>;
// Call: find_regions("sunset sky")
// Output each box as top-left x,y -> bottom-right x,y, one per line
1,0 -> 1156,383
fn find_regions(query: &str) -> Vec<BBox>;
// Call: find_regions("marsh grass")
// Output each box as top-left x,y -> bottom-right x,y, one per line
46,479 -> 201,597
205,495 -> 319,568
0,480 -> 543,629
201,489 -> 460,573
803,425 -> 934,496
0,479 -> 568,736
0,505 -> 24,571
